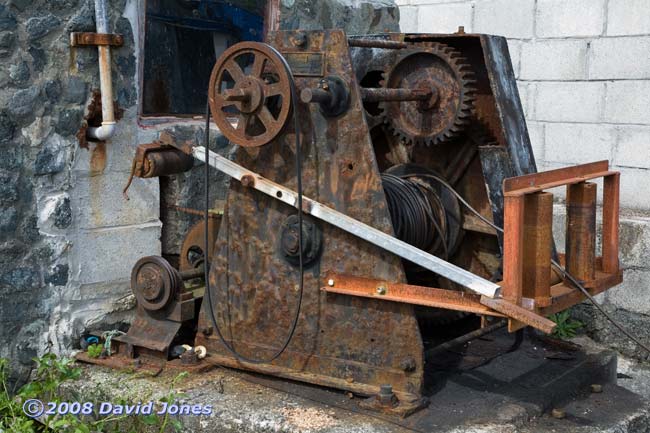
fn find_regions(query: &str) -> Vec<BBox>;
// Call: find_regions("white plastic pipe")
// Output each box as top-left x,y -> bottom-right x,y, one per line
87,0 -> 117,141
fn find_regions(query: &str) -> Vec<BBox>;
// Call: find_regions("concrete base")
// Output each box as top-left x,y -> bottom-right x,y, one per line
63,333 -> 650,432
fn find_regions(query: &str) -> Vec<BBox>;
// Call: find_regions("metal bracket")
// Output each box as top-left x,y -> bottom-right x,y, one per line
70,32 -> 124,47
192,145 -> 501,298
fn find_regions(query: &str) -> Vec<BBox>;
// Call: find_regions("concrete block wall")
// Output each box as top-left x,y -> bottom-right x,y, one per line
397,0 -> 650,358
397,0 -> 650,209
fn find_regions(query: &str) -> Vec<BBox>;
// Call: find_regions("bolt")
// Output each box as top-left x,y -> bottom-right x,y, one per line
327,279 -> 335,287
241,174 -> 255,187
590,384 -> 603,393
378,384 -> 395,406
399,356 -> 416,372
457,26 -> 465,34
290,33 -> 307,47
551,408 -> 566,419
319,79 -> 330,91
376,286 -> 387,295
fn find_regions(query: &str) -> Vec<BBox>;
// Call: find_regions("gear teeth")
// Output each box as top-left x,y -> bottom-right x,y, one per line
381,41 -> 477,147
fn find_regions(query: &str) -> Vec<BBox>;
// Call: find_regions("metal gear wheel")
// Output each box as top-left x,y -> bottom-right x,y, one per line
380,42 -> 477,146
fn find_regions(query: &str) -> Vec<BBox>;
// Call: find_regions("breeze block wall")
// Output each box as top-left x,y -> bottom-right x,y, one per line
397,0 -> 650,359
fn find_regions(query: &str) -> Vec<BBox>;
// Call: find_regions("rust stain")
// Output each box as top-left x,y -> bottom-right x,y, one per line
89,142 -> 107,176
88,142 -> 106,227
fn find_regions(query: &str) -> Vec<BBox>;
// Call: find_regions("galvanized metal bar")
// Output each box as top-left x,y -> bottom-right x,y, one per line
192,146 -> 501,298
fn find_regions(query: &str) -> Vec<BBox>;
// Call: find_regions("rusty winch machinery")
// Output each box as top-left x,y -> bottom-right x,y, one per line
108,30 -> 623,415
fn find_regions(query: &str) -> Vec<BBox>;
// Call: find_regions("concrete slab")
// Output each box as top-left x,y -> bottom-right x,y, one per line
63,333 -> 650,432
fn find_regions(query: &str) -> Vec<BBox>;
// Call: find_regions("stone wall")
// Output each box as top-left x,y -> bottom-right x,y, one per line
0,0 -> 154,384
0,0 -> 401,384
397,0 -> 650,359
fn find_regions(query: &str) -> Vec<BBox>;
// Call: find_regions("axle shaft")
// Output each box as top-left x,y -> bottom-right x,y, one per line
360,87 -> 433,103
347,38 -> 408,49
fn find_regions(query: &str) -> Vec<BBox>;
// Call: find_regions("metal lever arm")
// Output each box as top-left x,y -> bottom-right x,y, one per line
192,146 -> 501,298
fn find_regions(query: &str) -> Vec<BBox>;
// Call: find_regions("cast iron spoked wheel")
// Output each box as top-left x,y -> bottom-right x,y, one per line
208,42 -> 292,147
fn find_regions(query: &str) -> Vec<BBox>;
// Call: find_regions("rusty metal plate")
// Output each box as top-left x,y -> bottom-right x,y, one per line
116,309 -> 181,355
70,32 -> 124,47
281,52 -> 325,76
196,29 -> 424,402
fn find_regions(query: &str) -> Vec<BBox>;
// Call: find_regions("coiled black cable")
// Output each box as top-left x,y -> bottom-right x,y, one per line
381,173 -> 449,259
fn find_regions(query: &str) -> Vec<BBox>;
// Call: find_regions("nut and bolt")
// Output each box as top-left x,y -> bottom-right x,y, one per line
376,286 -> 387,295
241,174 -> 255,187
399,356 -> 417,372
180,348 -> 199,365
290,33 -> 307,47
378,384 -> 396,406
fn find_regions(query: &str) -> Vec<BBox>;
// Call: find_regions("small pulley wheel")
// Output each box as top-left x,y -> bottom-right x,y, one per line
208,42 -> 292,147
130,256 -> 181,311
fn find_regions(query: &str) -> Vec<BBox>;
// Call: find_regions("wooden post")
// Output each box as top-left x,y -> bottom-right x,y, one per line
602,173 -> 620,273
566,182 -> 597,282
522,192 -> 553,307
503,194 -> 525,303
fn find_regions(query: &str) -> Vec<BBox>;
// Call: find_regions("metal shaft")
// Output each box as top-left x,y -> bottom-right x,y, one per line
192,146 -> 501,298
300,88 -> 332,105
347,38 -> 408,49
425,321 -> 506,359
360,88 -> 432,103
179,267 -> 205,280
